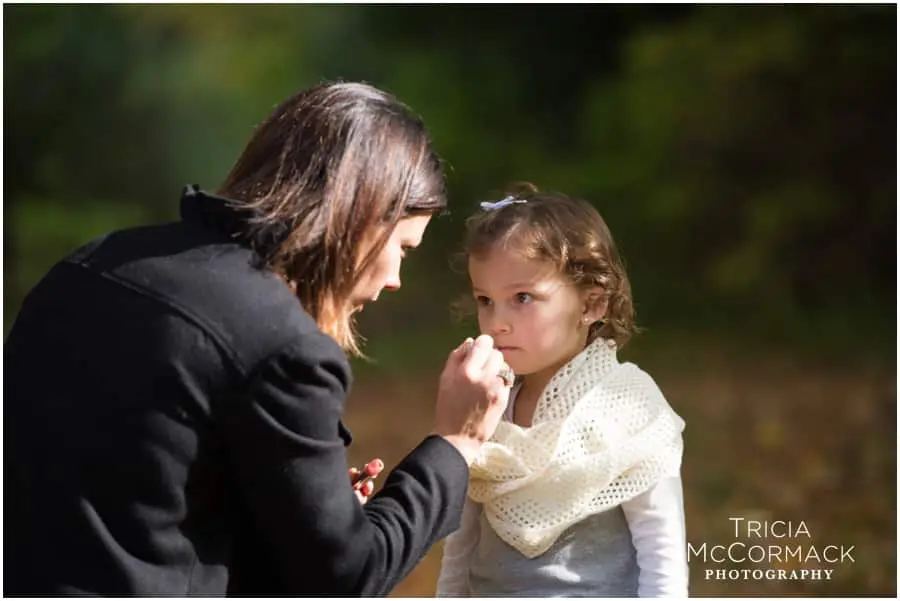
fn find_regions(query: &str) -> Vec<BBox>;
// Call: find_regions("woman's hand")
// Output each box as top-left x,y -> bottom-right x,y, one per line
432,334 -> 512,465
350,458 -> 384,505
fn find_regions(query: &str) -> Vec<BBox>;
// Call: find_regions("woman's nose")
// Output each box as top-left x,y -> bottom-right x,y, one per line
382,273 -> 401,292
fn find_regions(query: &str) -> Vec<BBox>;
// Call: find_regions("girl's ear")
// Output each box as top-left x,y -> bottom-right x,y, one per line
582,288 -> 608,324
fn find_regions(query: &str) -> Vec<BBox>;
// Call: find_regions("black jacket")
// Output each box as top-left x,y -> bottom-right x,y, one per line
4,188 -> 469,596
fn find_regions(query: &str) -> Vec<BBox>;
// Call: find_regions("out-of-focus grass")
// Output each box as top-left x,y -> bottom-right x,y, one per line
344,334 -> 896,597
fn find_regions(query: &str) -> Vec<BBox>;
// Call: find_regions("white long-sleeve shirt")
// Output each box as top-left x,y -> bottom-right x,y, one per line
436,390 -> 689,597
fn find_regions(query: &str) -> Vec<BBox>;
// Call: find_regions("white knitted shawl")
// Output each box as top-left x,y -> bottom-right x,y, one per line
467,337 -> 685,559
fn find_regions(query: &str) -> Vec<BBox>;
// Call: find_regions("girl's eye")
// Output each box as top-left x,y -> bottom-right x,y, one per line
515,292 -> 534,304
475,296 -> 492,307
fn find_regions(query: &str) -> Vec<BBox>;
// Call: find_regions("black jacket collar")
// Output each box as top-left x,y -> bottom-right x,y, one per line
179,184 -> 289,263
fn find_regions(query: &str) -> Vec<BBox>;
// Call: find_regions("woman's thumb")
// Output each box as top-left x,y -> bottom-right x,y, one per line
449,337 -> 475,364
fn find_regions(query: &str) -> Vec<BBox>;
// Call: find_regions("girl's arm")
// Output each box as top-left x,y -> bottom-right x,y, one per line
621,475 -> 690,597
435,497 -> 483,597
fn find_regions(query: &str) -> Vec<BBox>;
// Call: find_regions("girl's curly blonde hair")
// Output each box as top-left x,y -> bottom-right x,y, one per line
459,183 -> 638,348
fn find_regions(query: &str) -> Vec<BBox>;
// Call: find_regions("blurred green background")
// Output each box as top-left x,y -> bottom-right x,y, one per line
4,4 -> 896,596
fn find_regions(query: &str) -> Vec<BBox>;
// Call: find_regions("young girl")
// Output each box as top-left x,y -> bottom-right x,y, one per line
436,187 -> 689,597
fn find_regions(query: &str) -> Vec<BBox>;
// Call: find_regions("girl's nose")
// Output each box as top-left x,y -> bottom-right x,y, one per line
487,314 -> 511,337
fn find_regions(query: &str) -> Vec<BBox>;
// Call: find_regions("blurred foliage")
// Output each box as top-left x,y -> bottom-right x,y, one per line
4,5 -> 894,353
3,4 -> 896,596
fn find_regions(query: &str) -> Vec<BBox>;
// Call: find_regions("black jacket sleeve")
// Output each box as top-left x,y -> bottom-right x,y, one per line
217,329 -> 469,596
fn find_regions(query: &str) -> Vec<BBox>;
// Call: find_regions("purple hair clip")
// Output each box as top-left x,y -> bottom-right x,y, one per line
479,195 -> 528,212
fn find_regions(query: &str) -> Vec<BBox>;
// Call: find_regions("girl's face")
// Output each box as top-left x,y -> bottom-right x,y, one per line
469,247 -> 603,378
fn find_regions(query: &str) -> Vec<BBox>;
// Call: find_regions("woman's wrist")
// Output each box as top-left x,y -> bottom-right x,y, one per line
433,432 -> 481,466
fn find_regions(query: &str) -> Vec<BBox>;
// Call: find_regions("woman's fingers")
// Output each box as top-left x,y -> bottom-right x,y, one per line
351,458 -> 384,508
354,479 -> 375,505
365,458 -> 384,478
462,335 -> 496,378
447,337 -> 475,366
354,481 -> 374,501
352,458 -> 384,487
482,349 -> 509,396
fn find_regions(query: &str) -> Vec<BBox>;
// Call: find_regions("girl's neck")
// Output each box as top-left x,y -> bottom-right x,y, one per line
515,355 -> 576,427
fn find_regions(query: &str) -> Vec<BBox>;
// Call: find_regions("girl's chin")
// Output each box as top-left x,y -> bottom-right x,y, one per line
504,360 -> 528,375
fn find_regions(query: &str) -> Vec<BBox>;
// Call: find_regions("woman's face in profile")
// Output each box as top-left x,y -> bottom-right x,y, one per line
351,214 -> 432,311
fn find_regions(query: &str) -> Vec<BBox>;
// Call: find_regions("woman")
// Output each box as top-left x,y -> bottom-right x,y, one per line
4,82 -> 512,596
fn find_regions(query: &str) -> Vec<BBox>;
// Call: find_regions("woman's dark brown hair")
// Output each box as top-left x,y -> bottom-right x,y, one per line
461,183 -> 637,349
217,81 -> 447,355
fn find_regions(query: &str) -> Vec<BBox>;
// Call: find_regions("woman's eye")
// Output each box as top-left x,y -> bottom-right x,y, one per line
475,296 -> 492,307
515,292 -> 533,304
